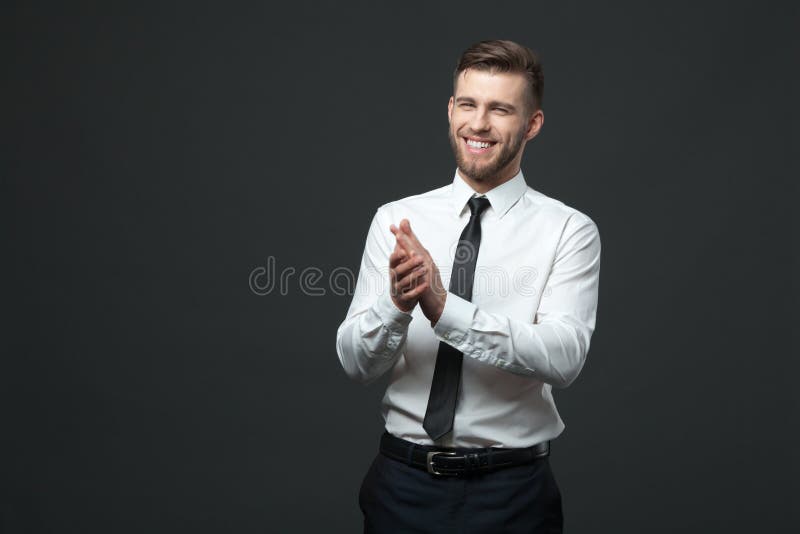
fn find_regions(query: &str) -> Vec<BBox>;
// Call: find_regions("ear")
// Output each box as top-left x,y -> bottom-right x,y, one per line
447,96 -> 454,124
524,109 -> 544,141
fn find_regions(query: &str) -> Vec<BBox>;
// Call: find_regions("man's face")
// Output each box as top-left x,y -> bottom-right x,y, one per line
447,69 -> 542,186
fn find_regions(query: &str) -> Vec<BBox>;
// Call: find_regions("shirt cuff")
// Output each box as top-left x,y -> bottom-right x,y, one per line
374,292 -> 414,332
432,292 -> 477,345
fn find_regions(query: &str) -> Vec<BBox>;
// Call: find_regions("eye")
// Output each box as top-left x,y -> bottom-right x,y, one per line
459,102 -> 475,109
493,107 -> 508,114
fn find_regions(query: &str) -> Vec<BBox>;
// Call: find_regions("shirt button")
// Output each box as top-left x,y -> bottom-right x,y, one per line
443,332 -> 450,340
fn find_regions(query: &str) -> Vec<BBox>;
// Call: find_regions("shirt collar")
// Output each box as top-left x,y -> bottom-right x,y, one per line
450,168 -> 528,219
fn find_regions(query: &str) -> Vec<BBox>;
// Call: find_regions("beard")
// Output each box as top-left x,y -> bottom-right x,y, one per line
448,125 -> 526,183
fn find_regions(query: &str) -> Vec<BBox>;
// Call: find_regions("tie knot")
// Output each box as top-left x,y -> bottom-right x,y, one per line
468,196 -> 491,218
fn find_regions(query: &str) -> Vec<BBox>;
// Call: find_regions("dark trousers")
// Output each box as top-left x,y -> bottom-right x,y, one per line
359,449 -> 563,533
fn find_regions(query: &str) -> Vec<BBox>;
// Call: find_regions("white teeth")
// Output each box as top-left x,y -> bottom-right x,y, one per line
467,139 -> 492,149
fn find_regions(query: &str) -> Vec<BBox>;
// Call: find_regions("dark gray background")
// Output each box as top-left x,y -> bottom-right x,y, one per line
3,1 -> 797,532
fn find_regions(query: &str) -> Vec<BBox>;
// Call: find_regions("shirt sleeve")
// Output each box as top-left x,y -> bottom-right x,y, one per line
336,208 -> 414,384
432,213 -> 601,388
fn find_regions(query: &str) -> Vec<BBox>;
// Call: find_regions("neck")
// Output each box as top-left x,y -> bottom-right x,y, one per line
457,167 -> 520,194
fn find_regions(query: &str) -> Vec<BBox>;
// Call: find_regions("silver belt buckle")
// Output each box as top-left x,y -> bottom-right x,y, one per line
426,451 -> 458,476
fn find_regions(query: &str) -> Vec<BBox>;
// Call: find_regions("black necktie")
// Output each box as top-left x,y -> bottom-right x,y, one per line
423,195 -> 492,441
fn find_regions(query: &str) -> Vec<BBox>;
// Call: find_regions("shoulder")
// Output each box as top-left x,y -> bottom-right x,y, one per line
522,185 -> 599,234
362,183 -> 451,248
375,183 -> 451,219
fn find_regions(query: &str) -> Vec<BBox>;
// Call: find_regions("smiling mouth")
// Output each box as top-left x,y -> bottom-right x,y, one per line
463,136 -> 497,154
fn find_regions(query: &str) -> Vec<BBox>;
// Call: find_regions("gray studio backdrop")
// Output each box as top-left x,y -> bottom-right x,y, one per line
3,1 -> 796,533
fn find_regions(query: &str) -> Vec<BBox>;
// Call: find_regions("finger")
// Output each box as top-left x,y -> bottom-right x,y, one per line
394,252 -> 423,277
394,220 -> 422,248
393,257 -> 425,289
389,249 -> 407,269
400,279 -> 429,299
395,267 -> 428,291
395,220 -> 427,257
390,249 -> 414,274
390,237 -> 414,264
393,226 -> 421,255
395,261 -> 428,282
399,219 -> 424,249
393,240 -> 409,259
395,240 -> 414,259
389,223 -> 414,250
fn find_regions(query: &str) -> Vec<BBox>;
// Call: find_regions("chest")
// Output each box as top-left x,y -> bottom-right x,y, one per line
407,208 -> 563,316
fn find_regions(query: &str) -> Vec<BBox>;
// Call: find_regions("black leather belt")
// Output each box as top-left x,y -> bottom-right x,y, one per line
379,432 -> 549,477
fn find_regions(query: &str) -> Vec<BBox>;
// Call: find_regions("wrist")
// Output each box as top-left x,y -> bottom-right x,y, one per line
429,293 -> 447,327
392,298 -> 414,314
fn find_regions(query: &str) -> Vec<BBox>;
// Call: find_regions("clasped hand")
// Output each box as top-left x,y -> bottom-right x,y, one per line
388,219 -> 447,325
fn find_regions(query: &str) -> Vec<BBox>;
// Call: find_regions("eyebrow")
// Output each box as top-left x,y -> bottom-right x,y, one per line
455,96 -> 517,112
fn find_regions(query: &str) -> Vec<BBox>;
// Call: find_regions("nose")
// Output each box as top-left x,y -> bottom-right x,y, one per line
469,107 -> 490,132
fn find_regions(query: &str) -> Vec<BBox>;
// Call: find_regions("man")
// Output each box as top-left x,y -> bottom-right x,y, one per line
336,40 -> 601,533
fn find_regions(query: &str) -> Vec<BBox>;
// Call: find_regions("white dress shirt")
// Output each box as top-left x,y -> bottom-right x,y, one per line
336,170 -> 601,448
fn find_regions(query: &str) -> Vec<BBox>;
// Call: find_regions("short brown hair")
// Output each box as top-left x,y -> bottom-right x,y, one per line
453,40 -> 544,112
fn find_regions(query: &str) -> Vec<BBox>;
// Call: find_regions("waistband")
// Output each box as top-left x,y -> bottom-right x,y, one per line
379,432 -> 550,477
